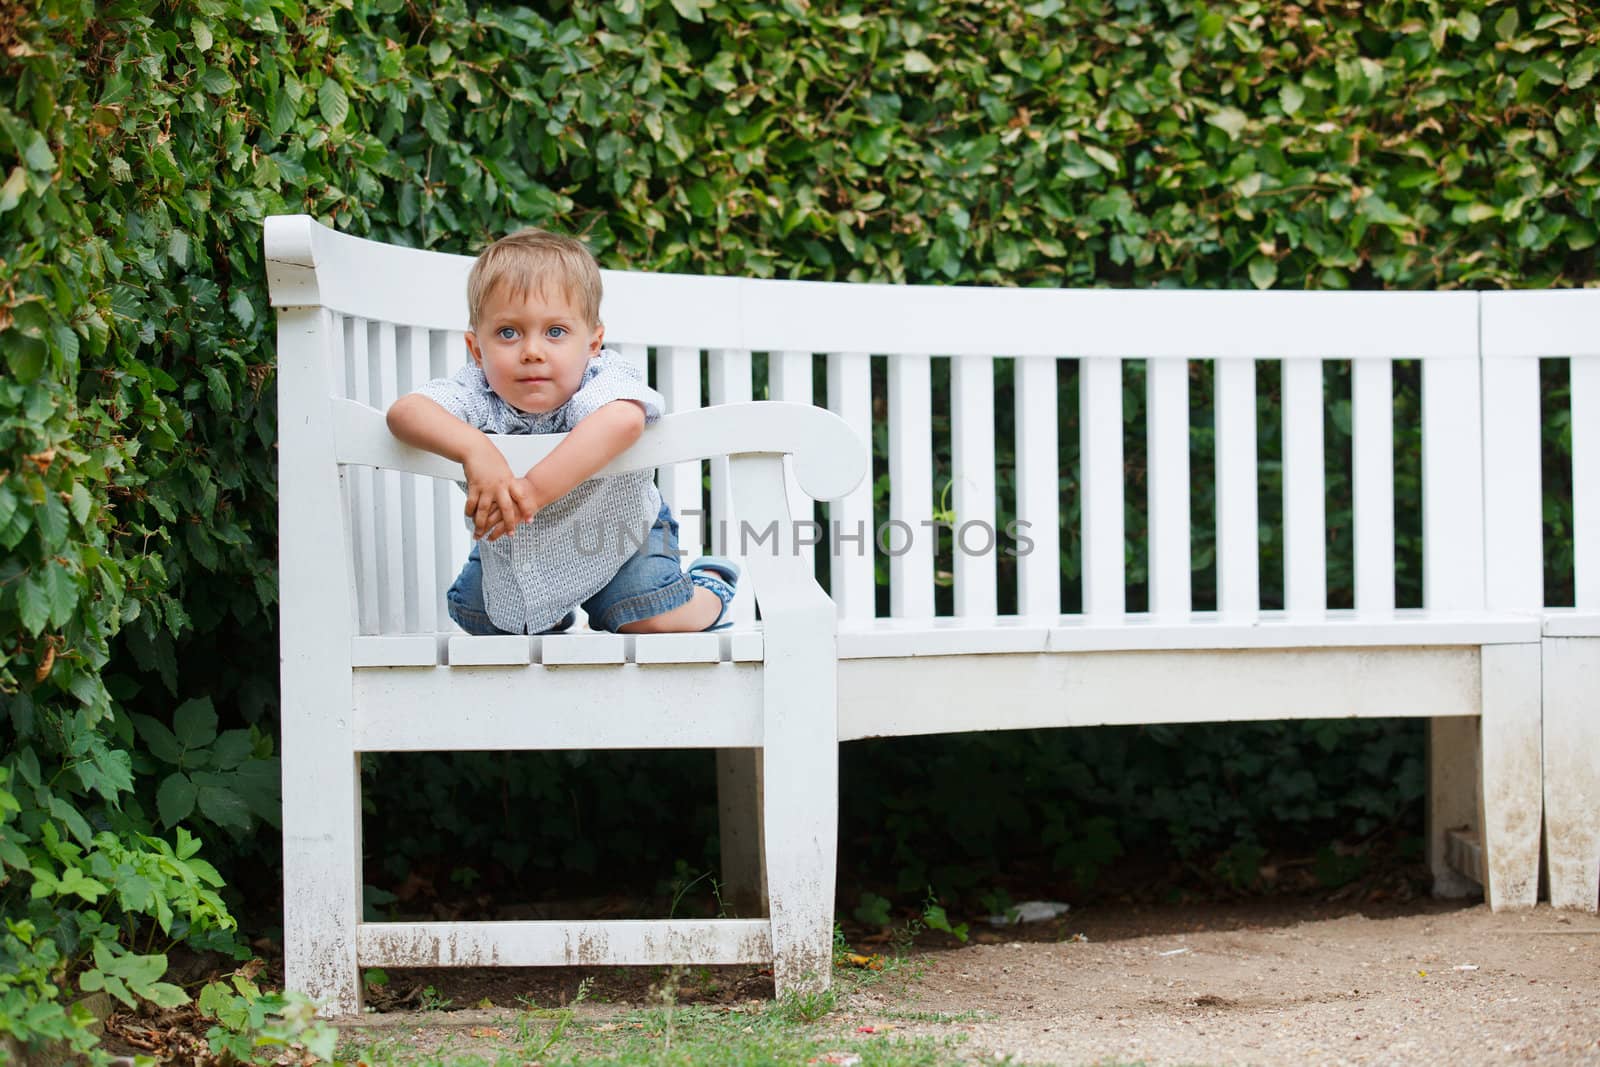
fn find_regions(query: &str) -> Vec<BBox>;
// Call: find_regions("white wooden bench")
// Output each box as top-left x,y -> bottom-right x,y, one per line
267,214 -> 1551,1016
1482,290 -> 1600,913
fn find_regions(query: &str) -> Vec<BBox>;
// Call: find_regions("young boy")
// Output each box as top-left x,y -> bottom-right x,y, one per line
386,228 -> 737,636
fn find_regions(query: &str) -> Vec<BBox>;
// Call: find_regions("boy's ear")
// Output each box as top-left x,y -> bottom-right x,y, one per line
464,331 -> 484,367
588,322 -> 605,356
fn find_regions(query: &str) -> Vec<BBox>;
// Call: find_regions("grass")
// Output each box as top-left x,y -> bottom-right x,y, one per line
336,999 -> 980,1066
336,929 -> 1008,1066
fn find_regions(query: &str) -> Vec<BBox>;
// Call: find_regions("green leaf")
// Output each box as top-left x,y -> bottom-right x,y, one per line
193,20 -> 214,51
0,165 -> 25,213
1494,7 -> 1519,41
174,697 -> 218,748
44,561 -> 76,628
1207,107 -> 1248,140
69,483 -> 92,525
317,79 -> 349,128
1248,256 -> 1277,289
228,290 -> 255,326
17,571 -> 50,634
133,715 -> 185,764
22,129 -> 54,172
903,50 -> 935,74
1279,83 -> 1305,116
157,772 -> 197,827
196,782 -> 253,831
208,730 -> 254,770
668,0 -> 706,22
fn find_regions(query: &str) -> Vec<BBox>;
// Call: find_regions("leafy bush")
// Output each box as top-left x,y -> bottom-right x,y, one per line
1,0 -> 1592,1051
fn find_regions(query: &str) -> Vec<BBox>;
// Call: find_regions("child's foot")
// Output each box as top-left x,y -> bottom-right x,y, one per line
687,556 -> 739,631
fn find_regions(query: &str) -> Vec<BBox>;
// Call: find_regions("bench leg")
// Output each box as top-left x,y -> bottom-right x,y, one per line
762,735 -> 835,996
716,750 -> 768,918
1427,716 -> 1482,898
283,748 -> 363,1015
1479,642 -> 1542,909
1544,637 -> 1600,911
759,641 -> 837,996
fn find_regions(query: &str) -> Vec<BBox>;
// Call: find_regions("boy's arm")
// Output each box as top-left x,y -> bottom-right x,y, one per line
387,393 -> 537,538
480,400 -> 647,539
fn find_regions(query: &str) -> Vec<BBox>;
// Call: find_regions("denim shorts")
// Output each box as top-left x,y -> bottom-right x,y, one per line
446,502 -> 696,635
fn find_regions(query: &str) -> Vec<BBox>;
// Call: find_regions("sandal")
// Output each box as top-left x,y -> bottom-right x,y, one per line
687,556 -> 740,631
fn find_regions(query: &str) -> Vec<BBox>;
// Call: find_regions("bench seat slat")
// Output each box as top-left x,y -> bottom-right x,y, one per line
832,610 -> 1539,659
351,635 -> 441,668
1543,610 -> 1600,638
357,919 -> 771,968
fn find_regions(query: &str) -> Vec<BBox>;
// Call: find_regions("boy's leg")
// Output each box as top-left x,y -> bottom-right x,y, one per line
585,503 -> 727,634
447,544 -> 574,635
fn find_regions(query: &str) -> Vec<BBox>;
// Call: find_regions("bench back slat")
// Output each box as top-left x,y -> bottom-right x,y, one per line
1282,358 -> 1328,619
826,352 -> 876,622
1576,355 -> 1599,611
1482,353 -> 1544,613
1079,357 -> 1126,620
374,322 -> 409,634
1145,358 -> 1191,621
344,315 -> 381,635
1421,358 -> 1487,613
951,356 -> 998,617
1015,357 -> 1061,618
888,354 -> 936,618
657,346 -> 707,560
1352,358 -> 1396,614
770,351 -> 817,577
1214,358 -> 1261,622
708,348 -> 757,625
395,327 -> 439,633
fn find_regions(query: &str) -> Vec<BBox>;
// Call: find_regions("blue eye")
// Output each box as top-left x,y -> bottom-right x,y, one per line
546,325 -> 568,340
497,326 -> 518,341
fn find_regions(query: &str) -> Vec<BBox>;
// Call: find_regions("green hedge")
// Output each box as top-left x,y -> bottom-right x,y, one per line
1,0 -> 1593,1052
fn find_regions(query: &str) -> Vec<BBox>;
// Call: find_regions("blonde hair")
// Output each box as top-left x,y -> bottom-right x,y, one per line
466,228 -> 603,329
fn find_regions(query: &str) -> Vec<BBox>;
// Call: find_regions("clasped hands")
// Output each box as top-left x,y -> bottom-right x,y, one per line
463,442 -> 541,542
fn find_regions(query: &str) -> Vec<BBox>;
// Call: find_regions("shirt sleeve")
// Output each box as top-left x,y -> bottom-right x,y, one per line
411,363 -> 495,431
563,349 -> 665,427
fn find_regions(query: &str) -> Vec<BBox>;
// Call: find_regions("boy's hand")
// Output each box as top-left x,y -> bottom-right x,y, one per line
477,489 -> 535,542
463,444 -> 538,540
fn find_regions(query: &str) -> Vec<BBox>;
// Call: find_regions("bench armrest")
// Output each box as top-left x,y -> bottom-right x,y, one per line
332,398 -> 865,503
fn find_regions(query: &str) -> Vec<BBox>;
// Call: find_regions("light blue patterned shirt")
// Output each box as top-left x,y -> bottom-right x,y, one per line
416,349 -> 665,634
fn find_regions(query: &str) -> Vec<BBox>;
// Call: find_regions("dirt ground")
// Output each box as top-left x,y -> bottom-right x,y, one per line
863,898 -> 1600,1065
344,896 -> 1600,1066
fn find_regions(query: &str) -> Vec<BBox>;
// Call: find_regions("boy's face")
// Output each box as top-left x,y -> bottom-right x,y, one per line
465,281 -> 603,415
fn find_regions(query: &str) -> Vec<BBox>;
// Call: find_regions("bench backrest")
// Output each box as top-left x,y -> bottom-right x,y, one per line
266,215 -> 1594,635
